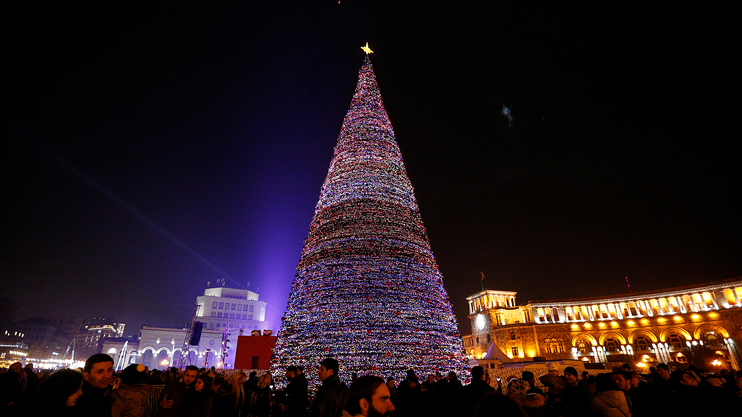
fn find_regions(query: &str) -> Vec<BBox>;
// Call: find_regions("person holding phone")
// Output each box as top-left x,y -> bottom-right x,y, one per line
158,366 -> 213,417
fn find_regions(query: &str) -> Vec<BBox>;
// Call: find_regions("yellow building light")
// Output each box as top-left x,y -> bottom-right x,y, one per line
673,315 -> 684,323
626,320 -> 636,327
527,350 -> 536,358
640,318 -> 650,326
571,324 -> 580,331
584,323 -> 592,330
709,312 -> 719,319
691,314 -> 702,322
598,322 -> 607,329
610,321 -> 619,328
657,318 -> 667,325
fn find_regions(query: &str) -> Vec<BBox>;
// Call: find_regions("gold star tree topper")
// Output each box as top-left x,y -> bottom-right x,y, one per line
361,42 -> 373,54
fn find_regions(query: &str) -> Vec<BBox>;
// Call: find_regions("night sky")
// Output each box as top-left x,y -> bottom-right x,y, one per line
2,3 -> 739,337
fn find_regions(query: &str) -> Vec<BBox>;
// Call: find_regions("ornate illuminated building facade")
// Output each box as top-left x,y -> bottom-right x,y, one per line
463,278 -> 742,370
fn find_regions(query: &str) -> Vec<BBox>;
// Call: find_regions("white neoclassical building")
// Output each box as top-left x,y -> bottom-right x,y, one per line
102,286 -> 269,369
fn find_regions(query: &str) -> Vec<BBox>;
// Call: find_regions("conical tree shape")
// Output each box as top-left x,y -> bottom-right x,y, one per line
272,56 -> 466,381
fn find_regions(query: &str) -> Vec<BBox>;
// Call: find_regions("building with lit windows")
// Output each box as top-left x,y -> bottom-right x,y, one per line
77,318 -> 125,358
196,287 -> 267,332
101,286 -> 269,370
463,278 -> 742,371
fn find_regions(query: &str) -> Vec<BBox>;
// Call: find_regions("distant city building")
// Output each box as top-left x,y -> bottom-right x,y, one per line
101,286 -> 269,369
1,316 -> 86,366
13,317 -> 61,359
77,317 -> 125,359
102,326 -> 225,370
463,278 -> 742,371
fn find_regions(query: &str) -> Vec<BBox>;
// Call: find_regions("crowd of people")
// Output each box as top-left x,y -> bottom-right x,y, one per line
1,353 -> 741,417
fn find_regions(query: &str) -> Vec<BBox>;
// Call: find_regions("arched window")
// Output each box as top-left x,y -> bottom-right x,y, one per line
634,335 -> 651,351
667,333 -> 685,349
510,331 -> 516,340
699,330 -> 722,347
557,340 -> 565,353
577,340 -> 589,354
604,338 -> 621,352
545,339 -> 553,354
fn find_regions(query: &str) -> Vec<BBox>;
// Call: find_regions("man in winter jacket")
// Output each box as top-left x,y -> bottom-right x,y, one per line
311,358 -> 347,417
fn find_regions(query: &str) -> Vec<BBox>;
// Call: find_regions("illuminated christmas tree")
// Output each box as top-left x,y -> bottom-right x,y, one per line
272,49 -> 466,383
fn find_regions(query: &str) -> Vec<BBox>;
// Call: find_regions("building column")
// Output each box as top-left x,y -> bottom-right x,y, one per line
709,292 -> 720,310
643,300 -> 653,317
725,339 -> 741,371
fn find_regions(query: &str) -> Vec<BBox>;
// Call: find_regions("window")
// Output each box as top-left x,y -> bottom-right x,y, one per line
217,312 -> 222,318
605,338 -> 621,352
634,336 -> 651,351
249,305 -> 254,312
243,314 -> 247,320
216,323 -> 220,328
231,303 -> 236,310
230,313 -> 235,319
557,340 -> 565,353
512,346 -> 519,356
510,331 -> 516,340
545,339 -> 553,354
700,331 -> 722,347
212,302 -> 217,309
219,302 -> 224,309
244,305 -> 248,311
248,314 -> 253,320
487,334 -> 491,343
237,305 -> 242,311
211,312 -> 216,317
667,334 -> 685,349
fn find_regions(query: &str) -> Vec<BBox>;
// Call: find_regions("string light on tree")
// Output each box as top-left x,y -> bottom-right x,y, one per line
271,47 -> 467,384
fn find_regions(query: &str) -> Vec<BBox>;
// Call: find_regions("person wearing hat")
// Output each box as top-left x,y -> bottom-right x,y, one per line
558,366 -> 591,417
538,362 -> 565,414
111,364 -> 153,417
507,378 -> 546,417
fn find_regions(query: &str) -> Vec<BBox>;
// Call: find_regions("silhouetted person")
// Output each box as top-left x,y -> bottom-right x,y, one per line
311,358 -> 346,417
